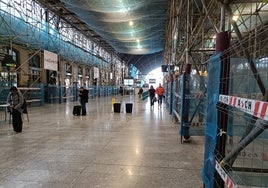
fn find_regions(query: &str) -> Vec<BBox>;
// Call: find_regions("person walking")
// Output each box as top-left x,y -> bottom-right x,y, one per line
155,83 -> 165,107
79,86 -> 89,115
7,86 -> 24,133
148,85 -> 156,107
138,87 -> 143,98
119,86 -> 123,96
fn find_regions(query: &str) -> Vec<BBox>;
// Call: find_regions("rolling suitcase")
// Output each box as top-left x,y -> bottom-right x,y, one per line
73,105 -> 81,116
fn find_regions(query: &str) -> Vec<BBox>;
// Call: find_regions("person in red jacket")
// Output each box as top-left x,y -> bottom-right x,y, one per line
155,83 -> 165,107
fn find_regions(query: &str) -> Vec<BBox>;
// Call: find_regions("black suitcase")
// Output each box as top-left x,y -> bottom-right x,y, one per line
73,105 -> 81,116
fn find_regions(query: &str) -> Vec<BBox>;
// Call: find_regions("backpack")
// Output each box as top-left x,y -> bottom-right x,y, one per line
16,92 -> 27,113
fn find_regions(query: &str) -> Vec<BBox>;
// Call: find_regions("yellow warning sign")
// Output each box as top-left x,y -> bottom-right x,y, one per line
112,98 -> 116,106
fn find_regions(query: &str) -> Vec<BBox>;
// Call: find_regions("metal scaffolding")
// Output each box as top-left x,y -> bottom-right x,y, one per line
164,0 -> 268,187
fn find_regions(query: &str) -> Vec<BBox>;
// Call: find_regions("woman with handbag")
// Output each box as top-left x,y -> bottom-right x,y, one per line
7,86 -> 24,133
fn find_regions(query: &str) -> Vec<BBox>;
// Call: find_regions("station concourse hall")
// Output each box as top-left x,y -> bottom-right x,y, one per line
0,0 -> 268,188
0,96 -> 204,188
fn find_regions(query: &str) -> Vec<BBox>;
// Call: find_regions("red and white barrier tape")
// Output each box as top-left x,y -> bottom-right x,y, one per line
219,95 -> 268,121
215,160 -> 237,188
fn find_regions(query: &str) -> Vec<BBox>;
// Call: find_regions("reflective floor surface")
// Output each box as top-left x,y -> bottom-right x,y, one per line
0,95 -> 204,188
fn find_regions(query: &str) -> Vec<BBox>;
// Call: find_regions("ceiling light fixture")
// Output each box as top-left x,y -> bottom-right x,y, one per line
232,15 -> 239,21
129,21 -> 134,26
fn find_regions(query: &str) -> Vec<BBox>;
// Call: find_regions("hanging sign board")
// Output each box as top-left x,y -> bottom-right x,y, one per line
93,67 -> 99,79
44,50 -> 58,71
149,79 -> 156,84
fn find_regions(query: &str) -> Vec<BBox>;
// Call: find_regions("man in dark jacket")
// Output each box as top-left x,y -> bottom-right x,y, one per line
138,87 -> 143,98
148,85 -> 156,107
79,87 -> 89,115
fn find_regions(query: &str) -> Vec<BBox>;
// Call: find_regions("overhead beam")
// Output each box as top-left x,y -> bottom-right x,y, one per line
230,0 -> 264,3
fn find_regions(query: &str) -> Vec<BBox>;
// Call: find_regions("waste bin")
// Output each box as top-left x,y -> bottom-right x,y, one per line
113,103 -> 121,113
125,103 -> 133,113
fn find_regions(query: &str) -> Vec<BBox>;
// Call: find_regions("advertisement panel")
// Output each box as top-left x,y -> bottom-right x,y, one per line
44,50 -> 58,71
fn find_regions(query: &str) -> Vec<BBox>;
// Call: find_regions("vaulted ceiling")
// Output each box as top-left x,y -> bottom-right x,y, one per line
61,0 -> 168,55
38,0 -> 168,75
36,0 -> 268,75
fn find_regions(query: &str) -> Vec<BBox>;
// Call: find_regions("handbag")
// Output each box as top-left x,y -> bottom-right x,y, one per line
21,98 -> 27,114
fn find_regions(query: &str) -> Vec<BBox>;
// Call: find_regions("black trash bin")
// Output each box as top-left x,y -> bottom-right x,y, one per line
113,103 -> 121,113
125,103 -> 133,113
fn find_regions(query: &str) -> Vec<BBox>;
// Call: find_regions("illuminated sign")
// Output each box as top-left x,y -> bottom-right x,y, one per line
124,79 -> 134,86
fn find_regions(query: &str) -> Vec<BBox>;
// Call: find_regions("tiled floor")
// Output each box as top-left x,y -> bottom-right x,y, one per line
0,95 -> 204,188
